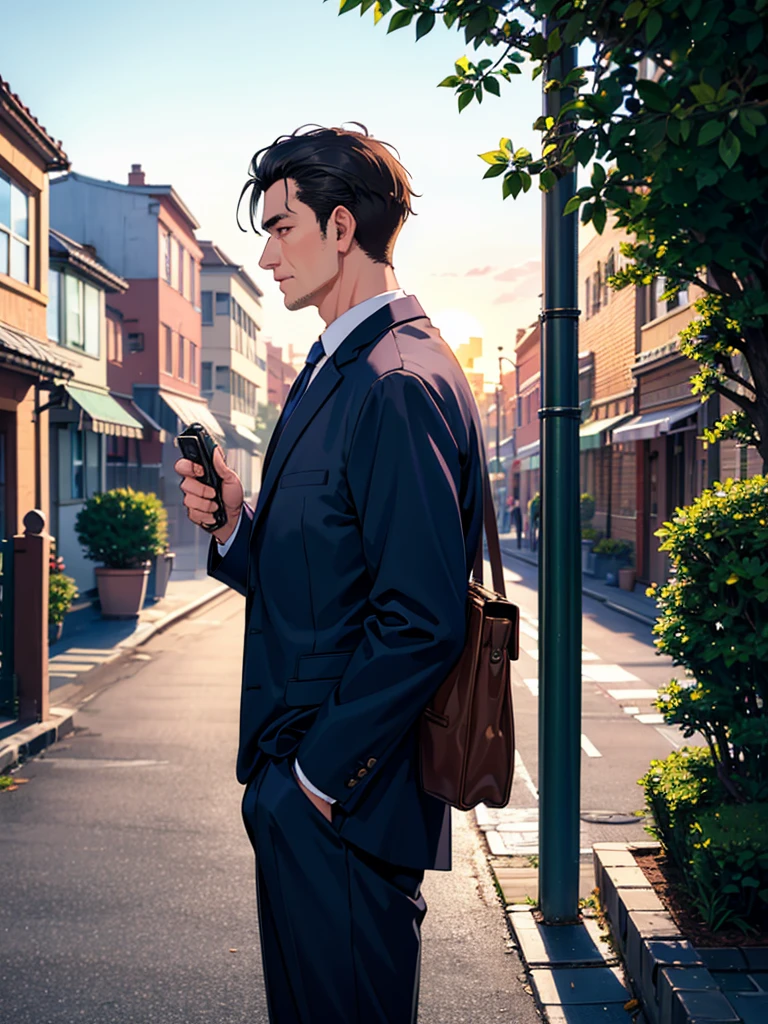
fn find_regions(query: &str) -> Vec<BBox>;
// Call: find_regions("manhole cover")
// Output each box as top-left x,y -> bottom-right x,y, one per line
580,810 -> 644,825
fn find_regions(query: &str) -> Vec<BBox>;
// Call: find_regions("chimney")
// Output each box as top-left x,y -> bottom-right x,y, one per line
128,163 -> 145,186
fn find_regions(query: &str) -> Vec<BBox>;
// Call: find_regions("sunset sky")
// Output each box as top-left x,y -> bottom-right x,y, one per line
1,0 -> 565,384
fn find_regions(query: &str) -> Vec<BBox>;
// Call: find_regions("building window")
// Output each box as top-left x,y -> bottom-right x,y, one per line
0,171 -> 30,285
127,331 -> 144,352
653,275 -> 689,319
201,361 -> 212,391
161,229 -> 171,283
216,292 -> 229,316
215,365 -> 229,391
64,273 -> 83,349
114,320 -> 123,362
584,276 -> 591,320
48,269 -> 61,342
190,341 -> 197,385
70,425 -> 84,500
83,283 -> 100,357
591,267 -> 601,316
164,325 -> 173,374
201,291 -> 213,325
188,253 -> 195,305
171,237 -> 179,291
179,335 -> 185,379
178,243 -> 185,295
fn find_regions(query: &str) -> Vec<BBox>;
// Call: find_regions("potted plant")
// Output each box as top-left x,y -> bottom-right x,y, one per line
48,541 -> 79,643
145,543 -> 175,604
527,492 -> 540,551
592,537 -> 632,580
75,488 -> 168,619
580,525 -> 602,575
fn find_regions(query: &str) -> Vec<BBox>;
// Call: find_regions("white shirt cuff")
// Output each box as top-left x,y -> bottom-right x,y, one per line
294,758 -> 336,804
216,503 -> 252,557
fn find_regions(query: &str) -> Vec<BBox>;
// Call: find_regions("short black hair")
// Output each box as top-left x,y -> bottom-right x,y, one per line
237,123 -> 419,267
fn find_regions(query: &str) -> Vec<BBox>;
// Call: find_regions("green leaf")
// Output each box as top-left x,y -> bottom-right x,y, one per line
499,137 -> 513,154
520,171 -> 532,193
483,163 -> 507,178
483,76 -> 501,97
457,88 -> 474,113
339,0 -> 363,12
373,1 -> 390,25
624,0 -> 643,17
502,172 -> 523,200
637,79 -> 671,112
574,132 -> 596,166
437,75 -> 462,89
564,194 -> 582,216
547,27 -> 561,52
387,9 -> 413,32
591,162 -> 606,189
698,120 -> 725,145
474,83 -> 483,104
415,10 -> 435,40
592,201 -> 607,234
540,169 -> 557,191
645,9 -> 662,42
691,82 -> 717,104
718,130 -> 741,168
747,21 -> 764,51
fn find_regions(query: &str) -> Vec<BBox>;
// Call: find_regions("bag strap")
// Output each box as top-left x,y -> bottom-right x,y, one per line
472,430 -> 507,599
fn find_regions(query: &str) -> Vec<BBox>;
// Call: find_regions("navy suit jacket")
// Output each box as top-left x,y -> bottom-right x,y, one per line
208,295 -> 485,871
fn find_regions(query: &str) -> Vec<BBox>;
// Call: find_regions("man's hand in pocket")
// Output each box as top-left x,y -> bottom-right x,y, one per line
292,763 -> 333,822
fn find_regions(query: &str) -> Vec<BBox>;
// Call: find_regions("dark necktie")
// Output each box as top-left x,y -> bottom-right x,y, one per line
280,338 -> 326,427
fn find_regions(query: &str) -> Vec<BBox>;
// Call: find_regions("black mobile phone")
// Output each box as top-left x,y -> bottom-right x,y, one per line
175,423 -> 228,533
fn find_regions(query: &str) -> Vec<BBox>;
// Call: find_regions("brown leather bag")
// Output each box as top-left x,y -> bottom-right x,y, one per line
419,465 -> 519,811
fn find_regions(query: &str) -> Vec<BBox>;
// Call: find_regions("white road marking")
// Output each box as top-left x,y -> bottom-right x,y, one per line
519,621 -> 539,641
581,651 -> 600,662
656,726 -> 683,748
46,663 -> 99,672
583,665 -> 641,683
607,688 -> 659,701
580,734 -> 602,758
622,706 -> 640,715
522,647 -> 539,660
523,677 -> 539,697
49,672 -> 78,679
514,749 -> 539,801
635,713 -> 665,725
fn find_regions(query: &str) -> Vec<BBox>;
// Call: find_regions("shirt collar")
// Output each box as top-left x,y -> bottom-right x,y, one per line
319,289 -> 407,357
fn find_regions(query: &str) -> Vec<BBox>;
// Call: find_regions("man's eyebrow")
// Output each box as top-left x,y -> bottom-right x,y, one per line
262,212 -> 291,233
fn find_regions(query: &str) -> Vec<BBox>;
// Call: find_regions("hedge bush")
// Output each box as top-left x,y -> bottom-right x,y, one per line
641,748 -> 768,933
75,489 -> 168,570
592,537 -> 632,558
647,476 -> 768,802
580,492 -> 596,525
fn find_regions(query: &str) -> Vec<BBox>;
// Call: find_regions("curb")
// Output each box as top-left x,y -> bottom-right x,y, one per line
594,842 -> 768,1024
0,583 -> 230,776
493,542 -> 658,628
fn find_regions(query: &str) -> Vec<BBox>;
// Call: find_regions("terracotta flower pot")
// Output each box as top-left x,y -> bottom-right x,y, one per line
95,565 -> 150,619
618,567 -> 636,592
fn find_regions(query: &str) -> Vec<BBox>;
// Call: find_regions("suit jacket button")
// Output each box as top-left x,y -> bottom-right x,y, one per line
367,757 -> 377,768
347,779 -> 358,788
357,768 -> 367,778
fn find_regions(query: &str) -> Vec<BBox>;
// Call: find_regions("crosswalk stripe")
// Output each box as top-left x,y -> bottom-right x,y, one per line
580,734 -> 602,758
607,688 -> 659,701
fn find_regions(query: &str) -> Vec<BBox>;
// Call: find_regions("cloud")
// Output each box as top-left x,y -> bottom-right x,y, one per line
465,265 -> 494,277
493,259 -> 541,283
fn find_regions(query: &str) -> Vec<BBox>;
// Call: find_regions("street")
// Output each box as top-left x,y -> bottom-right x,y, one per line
0,589 -> 541,1024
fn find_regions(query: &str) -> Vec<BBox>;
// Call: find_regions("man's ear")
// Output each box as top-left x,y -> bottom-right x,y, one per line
332,206 -> 356,254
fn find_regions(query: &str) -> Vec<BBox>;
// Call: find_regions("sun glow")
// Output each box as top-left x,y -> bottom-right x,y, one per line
430,308 -> 485,352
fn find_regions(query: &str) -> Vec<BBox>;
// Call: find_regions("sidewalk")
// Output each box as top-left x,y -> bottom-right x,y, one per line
494,531 -> 659,626
0,575 -> 229,774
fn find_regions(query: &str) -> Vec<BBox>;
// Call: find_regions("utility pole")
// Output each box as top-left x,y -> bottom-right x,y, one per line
538,21 -> 582,923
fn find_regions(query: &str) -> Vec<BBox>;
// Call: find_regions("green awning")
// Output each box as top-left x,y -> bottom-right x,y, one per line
579,413 -> 633,451
64,384 -> 145,439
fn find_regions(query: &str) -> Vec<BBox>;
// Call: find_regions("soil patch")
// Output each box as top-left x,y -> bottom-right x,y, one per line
634,851 -> 768,948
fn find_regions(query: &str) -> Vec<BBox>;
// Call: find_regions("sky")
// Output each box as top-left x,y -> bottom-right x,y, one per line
1,0 -> 553,384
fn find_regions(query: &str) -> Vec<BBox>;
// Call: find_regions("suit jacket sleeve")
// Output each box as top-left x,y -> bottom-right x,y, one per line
295,370 -> 468,812
206,503 -> 254,597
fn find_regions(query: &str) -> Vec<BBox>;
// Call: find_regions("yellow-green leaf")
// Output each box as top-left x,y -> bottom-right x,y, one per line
726,573 -> 739,584
478,150 -> 507,164
455,55 -> 470,74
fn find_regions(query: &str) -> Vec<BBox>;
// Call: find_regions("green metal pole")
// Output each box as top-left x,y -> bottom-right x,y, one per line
538,25 -> 582,924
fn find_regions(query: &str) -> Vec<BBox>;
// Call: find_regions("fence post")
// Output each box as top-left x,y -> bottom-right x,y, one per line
14,509 -> 50,724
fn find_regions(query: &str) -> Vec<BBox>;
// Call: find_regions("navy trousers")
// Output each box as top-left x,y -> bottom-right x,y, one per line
241,755 -> 428,1023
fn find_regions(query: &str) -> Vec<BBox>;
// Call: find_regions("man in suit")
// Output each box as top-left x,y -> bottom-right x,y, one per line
175,124 -> 485,1023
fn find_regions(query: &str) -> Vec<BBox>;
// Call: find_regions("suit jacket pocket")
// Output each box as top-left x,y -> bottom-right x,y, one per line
284,650 -> 354,707
280,469 -> 329,488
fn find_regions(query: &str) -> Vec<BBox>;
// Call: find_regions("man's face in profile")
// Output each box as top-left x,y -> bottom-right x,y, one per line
258,178 -> 341,312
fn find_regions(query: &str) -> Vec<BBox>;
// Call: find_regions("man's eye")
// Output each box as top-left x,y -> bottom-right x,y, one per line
277,226 -> 291,236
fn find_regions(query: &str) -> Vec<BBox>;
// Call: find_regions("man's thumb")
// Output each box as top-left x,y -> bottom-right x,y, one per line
212,445 -> 230,477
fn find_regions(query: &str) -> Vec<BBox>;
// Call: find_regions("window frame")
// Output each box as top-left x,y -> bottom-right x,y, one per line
0,171 -> 30,285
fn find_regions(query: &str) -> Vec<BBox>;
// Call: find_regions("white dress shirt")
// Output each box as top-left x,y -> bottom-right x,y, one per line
216,288 -> 407,803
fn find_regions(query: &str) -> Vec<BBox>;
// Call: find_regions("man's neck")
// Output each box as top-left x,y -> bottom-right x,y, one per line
316,265 -> 400,327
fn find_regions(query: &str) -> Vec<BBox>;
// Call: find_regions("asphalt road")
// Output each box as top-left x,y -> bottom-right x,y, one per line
0,591 -> 541,1024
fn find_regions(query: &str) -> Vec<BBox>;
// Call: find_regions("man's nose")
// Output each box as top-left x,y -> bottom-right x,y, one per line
259,236 -> 279,270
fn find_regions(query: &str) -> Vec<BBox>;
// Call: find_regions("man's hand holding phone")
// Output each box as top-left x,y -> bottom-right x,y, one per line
174,445 -> 244,546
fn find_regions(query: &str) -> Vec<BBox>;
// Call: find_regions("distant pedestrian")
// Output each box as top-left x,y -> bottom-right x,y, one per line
504,494 -> 513,533
511,499 -> 523,549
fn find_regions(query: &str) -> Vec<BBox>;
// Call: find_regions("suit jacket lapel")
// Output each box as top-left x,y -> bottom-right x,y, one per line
250,295 -> 427,541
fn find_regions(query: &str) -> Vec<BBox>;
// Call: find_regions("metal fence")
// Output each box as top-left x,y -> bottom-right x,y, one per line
0,538 -> 15,717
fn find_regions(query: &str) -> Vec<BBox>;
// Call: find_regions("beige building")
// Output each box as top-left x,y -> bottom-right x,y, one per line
199,241 -> 265,501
